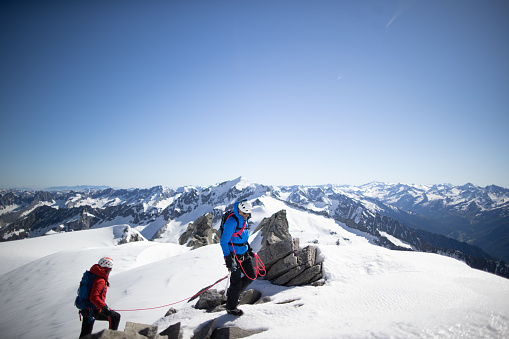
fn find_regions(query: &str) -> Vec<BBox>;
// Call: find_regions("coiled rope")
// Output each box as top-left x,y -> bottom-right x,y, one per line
231,242 -> 266,281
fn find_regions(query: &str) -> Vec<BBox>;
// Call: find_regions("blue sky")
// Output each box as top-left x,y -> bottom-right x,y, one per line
1,0 -> 508,190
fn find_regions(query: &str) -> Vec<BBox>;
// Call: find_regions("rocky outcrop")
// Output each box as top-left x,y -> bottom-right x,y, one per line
118,226 -> 146,245
194,289 -> 226,310
211,326 -> 263,339
191,318 -> 263,339
179,213 -> 219,249
193,288 -> 263,311
255,210 -> 323,286
142,289 -> 268,338
254,210 -> 291,247
82,321 -> 180,339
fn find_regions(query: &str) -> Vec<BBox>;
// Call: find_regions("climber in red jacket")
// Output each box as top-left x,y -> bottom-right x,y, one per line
79,257 -> 121,338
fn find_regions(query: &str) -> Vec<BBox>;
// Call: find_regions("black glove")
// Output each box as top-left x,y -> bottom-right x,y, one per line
224,254 -> 234,272
247,244 -> 255,257
101,306 -> 111,316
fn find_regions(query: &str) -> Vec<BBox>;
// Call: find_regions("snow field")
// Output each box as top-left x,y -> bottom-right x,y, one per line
0,196 -> 508,338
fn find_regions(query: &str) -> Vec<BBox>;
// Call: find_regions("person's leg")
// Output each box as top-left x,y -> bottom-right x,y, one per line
79,309 -> 95,338
240,256 -> 257,292
226,263 -> 243,310
90,309 -> 120,331
109,310 -> 121,330
92,309 -> 109,322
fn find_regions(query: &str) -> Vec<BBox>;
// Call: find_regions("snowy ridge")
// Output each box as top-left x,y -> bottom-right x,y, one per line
351,182 -> 509,212
270,182 -> 509,263
0,195 -> 508,338
1,177 -> 509,269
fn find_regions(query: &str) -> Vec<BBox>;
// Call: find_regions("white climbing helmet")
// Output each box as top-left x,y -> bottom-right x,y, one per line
98,257 -> 114,269
238,200 -> 252,214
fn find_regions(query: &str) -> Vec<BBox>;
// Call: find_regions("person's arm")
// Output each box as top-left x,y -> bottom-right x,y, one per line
220,217 -> 237,256
89,278 -> 107,309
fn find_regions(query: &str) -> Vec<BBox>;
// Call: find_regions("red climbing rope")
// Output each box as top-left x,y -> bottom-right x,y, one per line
231,241 -> 266,281
113,274 -> 229,312
112,248 -> 266,312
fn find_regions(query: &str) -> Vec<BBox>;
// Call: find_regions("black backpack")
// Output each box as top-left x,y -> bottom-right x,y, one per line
219,210 -> 245,238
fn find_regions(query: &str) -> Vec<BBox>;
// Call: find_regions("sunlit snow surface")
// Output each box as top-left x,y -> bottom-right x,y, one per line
0,196 -> 508,338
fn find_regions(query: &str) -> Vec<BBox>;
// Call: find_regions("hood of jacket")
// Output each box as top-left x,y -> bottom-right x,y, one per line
90,264 -> 110,281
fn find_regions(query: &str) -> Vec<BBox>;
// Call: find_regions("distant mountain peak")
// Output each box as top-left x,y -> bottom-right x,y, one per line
43,185 -> 111,192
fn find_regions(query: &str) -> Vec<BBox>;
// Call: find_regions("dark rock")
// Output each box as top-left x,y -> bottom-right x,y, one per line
118,226 -> 145,245
208,304 -> 227,313
159,322 -> 182,339
271,265 -> 306,286
124,322 -> 159,339
82,329 -> 130,339
179,213 -> 219,249
192,319 -> 217,339
255,210 -> 323,286
164,308 -> 178,317
265,252 -> 300,281
275,299 -> 299,305
254,296 -> 272,305
195,289 -> 225,310
211,326 -> 264,339
287,263 -> 323,286
239,289 -> 261,305
296,246 -> 317,268
254,210 -> 290,246
257,236 -> 300,268
311,279 -> 326,287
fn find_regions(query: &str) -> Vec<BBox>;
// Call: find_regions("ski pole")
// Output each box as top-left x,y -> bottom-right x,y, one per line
222,271 -> 231,298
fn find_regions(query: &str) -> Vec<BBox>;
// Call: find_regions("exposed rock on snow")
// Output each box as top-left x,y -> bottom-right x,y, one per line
256,210 -> 323,286
257,236 -> 299,267
179,213 -> 219,249
194,289 -> 226,310
254,210 -> 290,246
189,291 -> 266,338
210,326 -> 264,339
82,321 -> 175,339
118,226 -> 145,245
239,289 -> 262,305
194,288 -> 263,311
159,322 -> 181,339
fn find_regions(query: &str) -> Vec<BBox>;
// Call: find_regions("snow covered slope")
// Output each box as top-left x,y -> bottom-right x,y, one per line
0,196 -> 508,338
0,225 -> 146,276
2,177 -> 509,263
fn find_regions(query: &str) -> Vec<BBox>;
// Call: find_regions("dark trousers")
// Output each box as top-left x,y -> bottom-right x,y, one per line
226,255 -> 257,310
79,308 -> 121,338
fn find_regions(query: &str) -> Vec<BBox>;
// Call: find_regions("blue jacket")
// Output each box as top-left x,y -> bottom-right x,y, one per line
220,201 -> 250,257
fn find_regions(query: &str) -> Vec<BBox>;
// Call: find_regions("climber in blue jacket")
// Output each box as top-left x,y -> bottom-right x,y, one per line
220,199 -> 256,316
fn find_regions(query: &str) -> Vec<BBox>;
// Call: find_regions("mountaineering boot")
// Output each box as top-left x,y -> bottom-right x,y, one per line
226,308 -> 244,316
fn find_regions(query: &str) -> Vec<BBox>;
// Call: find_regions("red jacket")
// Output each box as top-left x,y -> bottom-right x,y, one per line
89,264 -> 110,309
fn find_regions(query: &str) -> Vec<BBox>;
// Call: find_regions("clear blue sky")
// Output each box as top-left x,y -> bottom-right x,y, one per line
1,0 -> 508,190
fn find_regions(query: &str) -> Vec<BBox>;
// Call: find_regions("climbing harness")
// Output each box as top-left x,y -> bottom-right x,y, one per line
77,308 -> 96,324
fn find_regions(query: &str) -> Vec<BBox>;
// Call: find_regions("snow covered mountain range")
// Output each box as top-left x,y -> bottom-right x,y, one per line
1,177 -> 508,277
0,180 -> 508,338
333,182 -> 509,262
